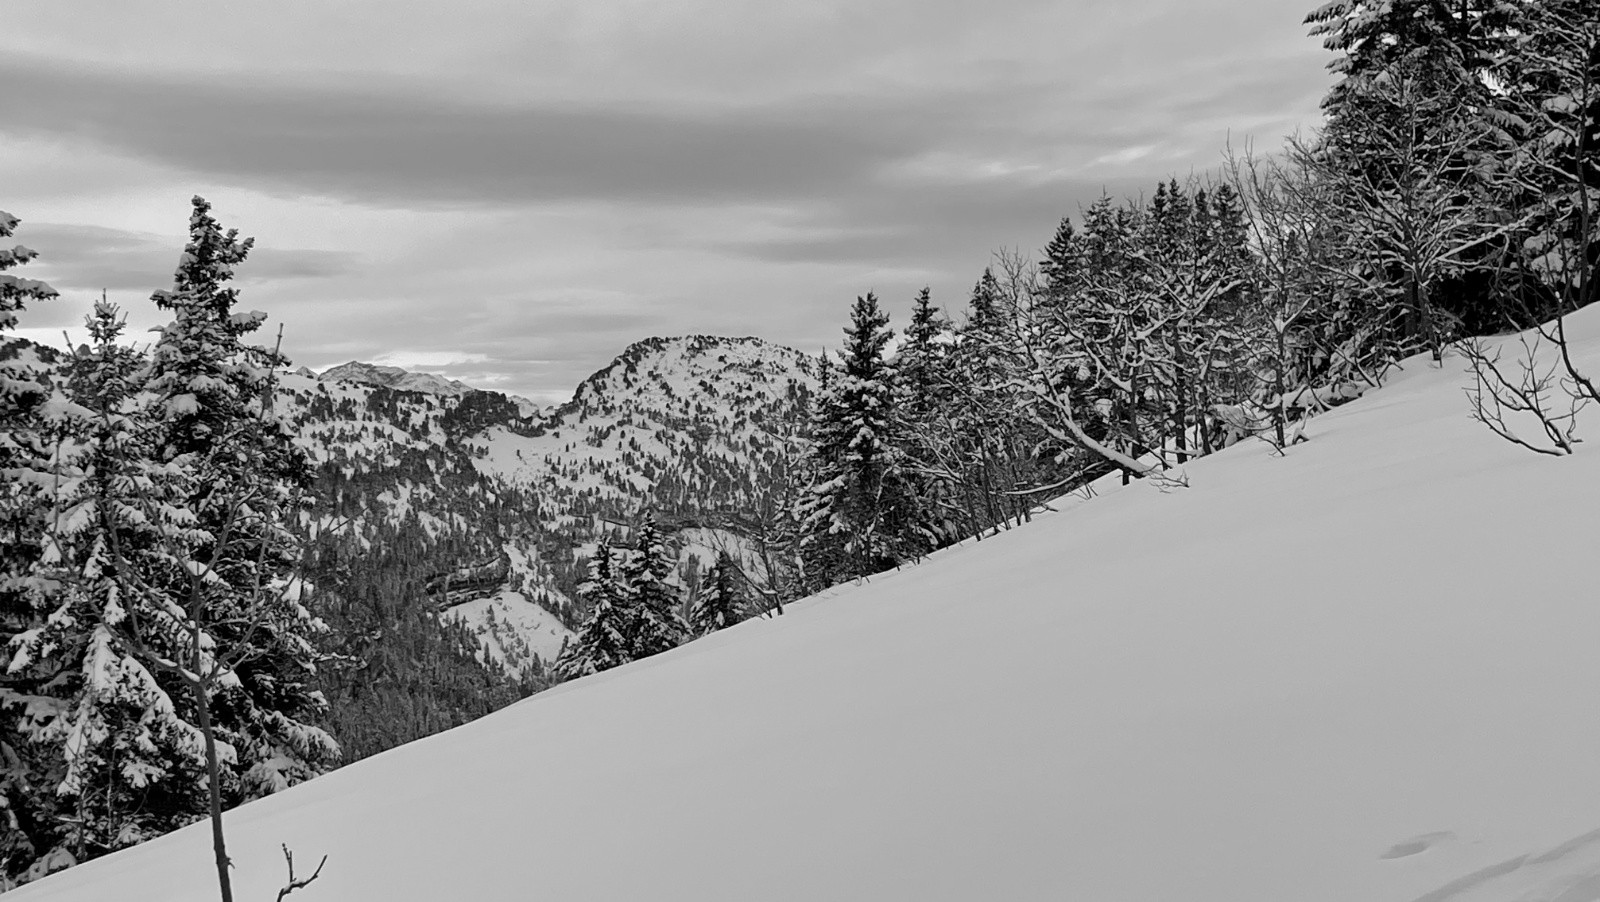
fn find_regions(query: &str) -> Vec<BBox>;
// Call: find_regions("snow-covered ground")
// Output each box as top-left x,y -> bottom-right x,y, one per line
441,590 -> 573,675
16,312 -> 1600,901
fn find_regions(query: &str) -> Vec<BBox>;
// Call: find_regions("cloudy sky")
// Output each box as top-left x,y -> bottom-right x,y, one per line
3,0 -> 1331,403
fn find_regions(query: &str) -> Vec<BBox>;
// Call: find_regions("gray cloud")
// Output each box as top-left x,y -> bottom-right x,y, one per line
0,0 -> 1334,402
246,247 -> 360,282
707,174 -> 1154,272
0,48 -> 1289,220
0,57 -> 994,210
20,222 -> 359,293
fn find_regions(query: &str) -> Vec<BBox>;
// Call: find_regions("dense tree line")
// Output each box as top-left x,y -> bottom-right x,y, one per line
787,0 -> 1599,589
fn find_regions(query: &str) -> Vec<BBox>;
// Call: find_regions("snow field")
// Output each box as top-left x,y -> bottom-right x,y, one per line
441,590 -> 573,675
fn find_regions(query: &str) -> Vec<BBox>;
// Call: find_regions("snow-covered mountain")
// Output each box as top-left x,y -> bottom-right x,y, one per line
318,360 -> 477,397
277,335 -> 816,676
478,334 -> 816,526
315,360 -> 548,418
20,307 -> 1600,901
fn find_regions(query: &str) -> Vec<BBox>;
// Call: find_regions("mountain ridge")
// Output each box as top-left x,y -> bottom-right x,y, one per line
278,333 -> 817,679
318,360 -> 476,397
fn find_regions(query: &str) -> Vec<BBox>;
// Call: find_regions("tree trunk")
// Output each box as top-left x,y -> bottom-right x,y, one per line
190,675 -> 234,902
1274,325 -> 1289,449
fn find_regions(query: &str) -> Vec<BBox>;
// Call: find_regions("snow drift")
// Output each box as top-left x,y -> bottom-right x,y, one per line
14,311 -> 1600,901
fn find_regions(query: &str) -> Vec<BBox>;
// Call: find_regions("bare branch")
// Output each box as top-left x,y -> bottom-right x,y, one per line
275,845 -> 328,902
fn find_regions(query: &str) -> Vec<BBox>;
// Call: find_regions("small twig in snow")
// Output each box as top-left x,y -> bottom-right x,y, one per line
275,845 -> 328,901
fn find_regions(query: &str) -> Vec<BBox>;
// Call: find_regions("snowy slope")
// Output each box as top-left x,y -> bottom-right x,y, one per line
16,312 -> 1600,901
441,590 -> 574,675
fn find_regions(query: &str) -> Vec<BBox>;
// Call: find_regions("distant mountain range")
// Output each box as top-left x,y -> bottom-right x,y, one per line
318,360 -> 476,397
278,335 -> 818,678
315,360 -> 547,417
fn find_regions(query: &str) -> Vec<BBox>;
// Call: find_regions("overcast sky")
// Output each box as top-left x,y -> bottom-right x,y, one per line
3,0 -> 1332,403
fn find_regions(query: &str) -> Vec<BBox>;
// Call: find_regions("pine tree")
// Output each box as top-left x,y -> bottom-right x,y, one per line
1489,0 -> 1600,315
898,287 -> 945,417
1305,0 -> 1518,88
0,208 -> 77,884
5,200 -> 337,893
554,542 -> 633,678
620,517 -> 685,658
797,292 -> 926,587
1071,194 -> 1159,472
1135,177 -> 1260,461
1040,217 -> 1083,302
1305,1 -> 1533,346
3,302 -> 202,882
689,552 -> 744,636
0,208 -> 62,623
102,197 -> 334,901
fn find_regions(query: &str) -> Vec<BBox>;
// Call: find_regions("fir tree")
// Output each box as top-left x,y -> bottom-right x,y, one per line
5,200 -> 338,894
106,197 -> 334,901
554,542 -> 633,678
0,209 -> 75,884
689,552 -> 744,636
897,287 -> 948,420
620,517 -> 685,658
1305,0 -> 1517,89
797,292 -> 926,588
1040,216 -> 1083,302
0,209 -> 62,622
3,302 -> 199,881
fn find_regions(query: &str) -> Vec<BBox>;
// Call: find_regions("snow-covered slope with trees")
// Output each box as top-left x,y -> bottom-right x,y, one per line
16,308 -> 1600,902
476,334 -> 815,518
470,334 -> 816,616
274,335 -> 814,664
440,590 -> 574,676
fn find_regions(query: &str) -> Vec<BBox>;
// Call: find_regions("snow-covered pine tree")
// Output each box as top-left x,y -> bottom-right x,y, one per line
946,269 -> 1032,533
1306,0 -> 1538,346
1136,177 -> 1259,461
0,209 -> 62,623
898,287 -> 944,418
797,293 -> 927,588
1305,0 -> 1517,88
1316,55 -> 1505,358
620,517 -> 685,658
976,208 -> 1151,485
0,208 -> 75,885
89,197 -> 336,902
555,542 -> 633,678
1075,195 -> 1160,471
892,287 -> 981,545
1,301 -> 208,886
689,552 -> 744,637
1040,216 -> 1084,303
1190,182 -> 1263,450
1142,178 -> 1200,461
1489,0 -> 1600,311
